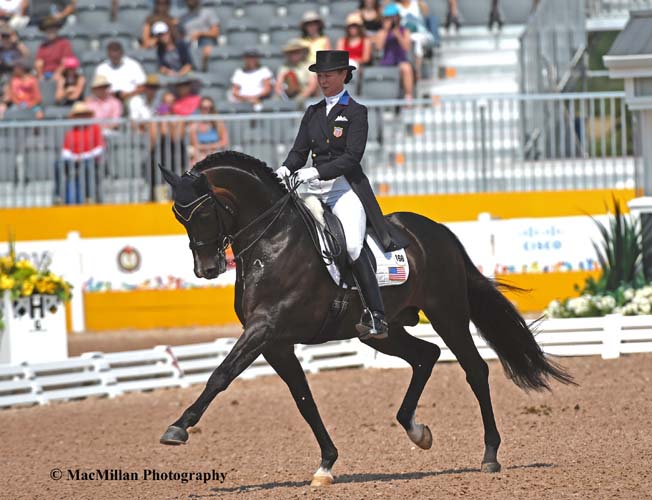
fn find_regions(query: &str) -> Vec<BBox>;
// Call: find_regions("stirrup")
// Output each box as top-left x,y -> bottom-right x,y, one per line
356,309 -> 389,340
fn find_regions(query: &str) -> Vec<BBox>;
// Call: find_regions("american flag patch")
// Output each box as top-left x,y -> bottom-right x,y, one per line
388,267 -> 406,281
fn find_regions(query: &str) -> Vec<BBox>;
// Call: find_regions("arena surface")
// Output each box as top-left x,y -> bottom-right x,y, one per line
2,353 -> 651,500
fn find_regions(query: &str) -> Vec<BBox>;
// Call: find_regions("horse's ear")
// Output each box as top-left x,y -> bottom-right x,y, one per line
159,164 -> 181,187
192,172 -> 211,194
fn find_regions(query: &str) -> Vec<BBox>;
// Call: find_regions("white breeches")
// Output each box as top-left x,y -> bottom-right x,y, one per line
328,188 -> 366,261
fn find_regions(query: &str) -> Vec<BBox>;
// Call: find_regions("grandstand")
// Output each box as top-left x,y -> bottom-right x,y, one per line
0,0 -> 649,206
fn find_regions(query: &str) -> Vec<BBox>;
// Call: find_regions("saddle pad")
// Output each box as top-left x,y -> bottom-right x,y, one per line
305,196 -> 409,288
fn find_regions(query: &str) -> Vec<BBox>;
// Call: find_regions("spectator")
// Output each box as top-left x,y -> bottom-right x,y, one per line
229,48 -> 273,109
53,55 -> 85,105
337,13 -> 372,69
34,16 -> 74,80
0,24 -> 29,83
358,0 -> 383,33
445,0 -> 460,31
94,41 -> 146,101
142,0 -> 177,49
188,96 -> 228,164
0,59 -> 42,118
0,0 -> 28,30
29,1 -> 77,29
396,0 -> 436,80
153,21 -> 193,76
170,73 -> 200,116
85,74 -> 123,131
300,11 -> 331,65
274,38 -> 317,105
376,3 -> 413,100
56,101 -> 105,204
178,0 -> 219,72
129,73 -> 162,121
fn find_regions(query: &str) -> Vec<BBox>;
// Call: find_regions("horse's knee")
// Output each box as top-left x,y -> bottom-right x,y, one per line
464,358 -> 489,386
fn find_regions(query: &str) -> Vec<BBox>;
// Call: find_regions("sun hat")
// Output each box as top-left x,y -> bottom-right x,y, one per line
346,12 -> 364,27
282,38 -> 308,53
151,21 -> 169,36
69,101 -> 94,118
308,50 -> 356,73
62,56 -> 80,70
383,3 -> 400,17
91,74 -> 111,89
301,11 -> 323,26
144,74 -> 161,87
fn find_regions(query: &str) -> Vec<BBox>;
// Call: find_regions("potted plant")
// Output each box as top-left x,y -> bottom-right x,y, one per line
0,241 -> 72,364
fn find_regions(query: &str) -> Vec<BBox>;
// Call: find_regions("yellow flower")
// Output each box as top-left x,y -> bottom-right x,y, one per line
21,281 -> 34,296
16,260 -> 36,272
0,256 -> 13,271
0,275 -> 15,290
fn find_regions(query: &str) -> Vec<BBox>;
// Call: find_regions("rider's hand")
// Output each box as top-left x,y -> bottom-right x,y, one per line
275,165 -> 291,179
295,167 -> 320,183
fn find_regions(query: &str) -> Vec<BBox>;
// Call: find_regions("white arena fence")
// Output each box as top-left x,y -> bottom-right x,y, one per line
2,314 -> 652,410
0,91 -> 639,208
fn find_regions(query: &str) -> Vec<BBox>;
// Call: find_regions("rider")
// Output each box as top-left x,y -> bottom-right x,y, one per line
276,50 -> 408,340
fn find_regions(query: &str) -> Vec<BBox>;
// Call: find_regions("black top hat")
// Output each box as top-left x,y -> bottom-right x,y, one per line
308,50 -> 356,73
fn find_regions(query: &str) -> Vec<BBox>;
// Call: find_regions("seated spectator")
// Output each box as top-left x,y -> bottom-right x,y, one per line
396,0 -> 436,80
29,1 -> 77,29
56,101 -> 105,205
85,74 -> 123,131
0,0 -> 29,30
0,59 -> 42,118
375,3 -> 414,100
34,16 -> 74,80
300,11 -> 331,65
54,55 -> 85,105
153,21 -> 193,76
337,13 -> 372,69
170,73 -> 200,116
179,0 -> 219,72
358,0 -> 383,34
129,73 -> 162,121
94,41 -> 146,101
0,24 -> 29,84
229,48 -> 273,109
274,38 -> 317,106
142,0 -> 178,49
188,96 -> 228,164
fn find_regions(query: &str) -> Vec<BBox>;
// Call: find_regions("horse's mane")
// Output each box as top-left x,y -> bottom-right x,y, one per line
192,150 -> 288,196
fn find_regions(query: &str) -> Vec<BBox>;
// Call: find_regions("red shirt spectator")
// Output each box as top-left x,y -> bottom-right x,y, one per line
35,18 -> 74,79
62,102 -> 105,161
170,76 -> 200,115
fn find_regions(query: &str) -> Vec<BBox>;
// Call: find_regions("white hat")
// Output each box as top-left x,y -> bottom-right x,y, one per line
151,21 -> 169,36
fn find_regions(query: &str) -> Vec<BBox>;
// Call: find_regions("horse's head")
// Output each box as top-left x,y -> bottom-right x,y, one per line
161,166 -> 233,280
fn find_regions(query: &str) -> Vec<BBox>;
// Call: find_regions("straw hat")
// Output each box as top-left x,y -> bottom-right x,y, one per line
282,38 -> 308,53
346,12 -> 364,27
91,74 -> 111,89
144,74 -> 161,87
301,11 -> 323,26
69,101 -> 94,118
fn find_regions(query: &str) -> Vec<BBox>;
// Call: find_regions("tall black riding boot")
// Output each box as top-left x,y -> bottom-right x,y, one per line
351,251 -> 388,340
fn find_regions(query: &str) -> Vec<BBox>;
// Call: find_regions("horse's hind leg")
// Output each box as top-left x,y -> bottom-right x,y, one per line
263,344 -> 338,486
424,305 -> 502,473
363,323 -> 441,449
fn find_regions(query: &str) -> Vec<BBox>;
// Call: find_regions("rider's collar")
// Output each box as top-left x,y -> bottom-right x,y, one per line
324,89 -> 349,107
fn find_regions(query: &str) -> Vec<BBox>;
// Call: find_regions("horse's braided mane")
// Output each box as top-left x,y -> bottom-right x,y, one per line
192,150 -> 288,195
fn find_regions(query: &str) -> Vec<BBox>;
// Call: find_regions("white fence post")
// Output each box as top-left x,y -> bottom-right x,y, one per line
66,231 -> 85,333
602,314 -> 622,359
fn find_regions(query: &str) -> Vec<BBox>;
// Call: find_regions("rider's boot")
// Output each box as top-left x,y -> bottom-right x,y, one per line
351,250 -> 389,340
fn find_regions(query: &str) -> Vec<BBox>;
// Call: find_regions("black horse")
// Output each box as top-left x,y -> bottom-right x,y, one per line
159,151 -> 573,486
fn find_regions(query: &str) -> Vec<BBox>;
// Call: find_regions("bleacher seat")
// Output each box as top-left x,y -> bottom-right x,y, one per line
242,2 -> 279,29
217,101 -> 255,114
43,106 -> 72,120
261,100 -> 299,113
39,80 -> 58,107
226,20 -> 260,47
360,66 -> 401,99
3,107 -> 38,121
117,0 -> 150,8
116,6 -> 150,36
284,3 -> 324,19
75,3 -> 112,26
99,23 -> 137,50
268,21 -> 299,46
328,0 -> 359,19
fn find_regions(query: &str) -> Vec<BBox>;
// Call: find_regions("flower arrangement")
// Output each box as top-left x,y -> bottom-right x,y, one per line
0,241 -> 72,330
545,286 -> 652,318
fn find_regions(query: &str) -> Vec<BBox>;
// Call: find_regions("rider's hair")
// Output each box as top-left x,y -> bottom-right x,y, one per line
344,69 -> 353,84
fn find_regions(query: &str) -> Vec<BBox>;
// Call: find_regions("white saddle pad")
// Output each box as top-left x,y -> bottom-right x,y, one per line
304,195 -> 410,288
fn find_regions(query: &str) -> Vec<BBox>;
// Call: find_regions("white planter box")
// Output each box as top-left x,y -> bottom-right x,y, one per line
0,292 -> 68,364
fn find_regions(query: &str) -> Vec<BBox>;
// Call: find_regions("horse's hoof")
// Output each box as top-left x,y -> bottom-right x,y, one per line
416,425 -> 432,450
160,426 -> 188,445
481,461 -> 501,473
310,473 -> 334,487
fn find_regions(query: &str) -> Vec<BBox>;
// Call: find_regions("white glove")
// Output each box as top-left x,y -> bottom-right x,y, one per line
295,167 -> 320,183
275,165 -> 291,179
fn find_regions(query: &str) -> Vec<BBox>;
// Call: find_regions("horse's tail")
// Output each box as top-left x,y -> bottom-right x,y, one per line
446,227 -> 575,391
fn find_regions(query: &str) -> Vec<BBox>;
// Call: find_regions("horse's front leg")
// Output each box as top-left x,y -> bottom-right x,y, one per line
160,317 -> 270,445
263,344 -> 338,486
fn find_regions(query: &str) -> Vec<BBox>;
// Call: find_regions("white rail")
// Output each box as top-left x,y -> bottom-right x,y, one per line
1,314 -> 651,409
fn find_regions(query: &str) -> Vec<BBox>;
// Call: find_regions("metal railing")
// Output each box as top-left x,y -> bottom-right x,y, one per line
586,0 -> 652,15
0,92 -> 640,207
520,0 -> 587,94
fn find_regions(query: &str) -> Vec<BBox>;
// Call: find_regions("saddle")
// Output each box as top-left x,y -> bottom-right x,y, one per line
297,195 -> 410,289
